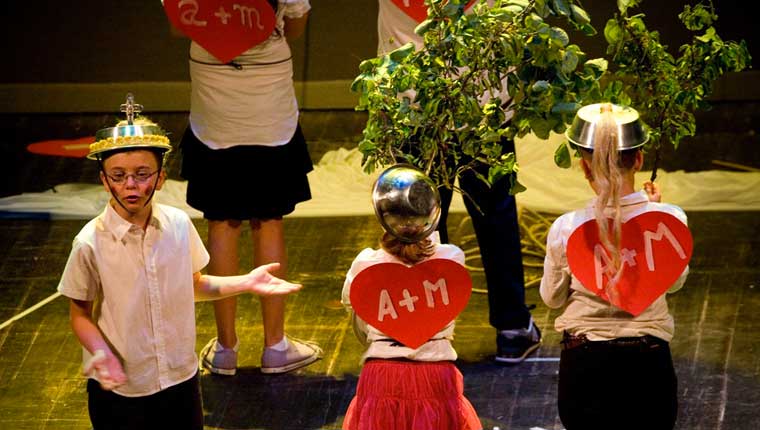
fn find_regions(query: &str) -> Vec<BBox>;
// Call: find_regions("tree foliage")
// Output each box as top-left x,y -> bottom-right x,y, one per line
351,0 -> 605,193
600,0 -> 751,172
352,0 -> 751,192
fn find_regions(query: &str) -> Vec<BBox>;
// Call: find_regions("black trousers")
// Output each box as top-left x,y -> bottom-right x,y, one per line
558,337 -> 678,430
87,372 -> 203,430
437,137 -> 531,330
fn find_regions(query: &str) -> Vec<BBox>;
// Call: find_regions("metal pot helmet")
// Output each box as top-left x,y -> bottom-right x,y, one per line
87,93 -> 172,163
372,164 -> 441,243
565,103 -> 649,151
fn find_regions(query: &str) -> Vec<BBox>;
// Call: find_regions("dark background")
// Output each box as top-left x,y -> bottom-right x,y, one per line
1,0 -> 757,111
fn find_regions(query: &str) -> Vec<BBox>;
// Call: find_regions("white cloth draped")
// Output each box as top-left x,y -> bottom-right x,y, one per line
2,133 -> 759,219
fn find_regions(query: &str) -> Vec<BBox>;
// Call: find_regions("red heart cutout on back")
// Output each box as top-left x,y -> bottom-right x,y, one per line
390,0 -> 476,23
350,259 -> 472,349
567,211 -> 693,316
164,0 -> 276,63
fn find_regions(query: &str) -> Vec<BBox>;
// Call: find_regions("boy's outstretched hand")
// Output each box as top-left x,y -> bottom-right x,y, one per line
244,262 -> 303,296
644,180 -> 662,203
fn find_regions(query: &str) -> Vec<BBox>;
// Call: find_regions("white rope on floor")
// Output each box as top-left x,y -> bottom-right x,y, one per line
0,291 -> 62,331
524,357 -> 560,362
455,206 -> 556,294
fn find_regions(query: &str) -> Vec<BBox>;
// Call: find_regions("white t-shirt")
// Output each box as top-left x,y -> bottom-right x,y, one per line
341,234 -> 465,362
58,203 -> 210,397
189,0 -> 311,149
539,190 -> 689,342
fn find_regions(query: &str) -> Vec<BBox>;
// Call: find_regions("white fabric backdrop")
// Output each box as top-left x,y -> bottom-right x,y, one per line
2,133 -> 758,219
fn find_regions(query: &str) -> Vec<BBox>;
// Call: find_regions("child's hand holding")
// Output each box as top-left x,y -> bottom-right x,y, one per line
244,262 -> 303,296
84,349 -> 127,391
644,180 -> 662,203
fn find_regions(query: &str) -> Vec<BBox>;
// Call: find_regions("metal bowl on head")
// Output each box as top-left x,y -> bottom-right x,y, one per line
565,103 -> 649,150
372,164 -> 441,243
87,94 -> 172,160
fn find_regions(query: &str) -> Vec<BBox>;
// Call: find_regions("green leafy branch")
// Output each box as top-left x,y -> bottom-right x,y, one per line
600,0 -> 751,175
352,0 -> 607,193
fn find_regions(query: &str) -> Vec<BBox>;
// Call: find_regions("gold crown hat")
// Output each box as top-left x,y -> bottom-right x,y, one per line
87,93 -> 172,160
565,103 -> 649,150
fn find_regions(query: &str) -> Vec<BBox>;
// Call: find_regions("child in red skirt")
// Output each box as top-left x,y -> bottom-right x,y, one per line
340,165 -> 482,430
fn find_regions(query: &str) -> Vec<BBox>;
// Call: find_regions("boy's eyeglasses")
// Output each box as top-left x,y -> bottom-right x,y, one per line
105,170 -> 158,184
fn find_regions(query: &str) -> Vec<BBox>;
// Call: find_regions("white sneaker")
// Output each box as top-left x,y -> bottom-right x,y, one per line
495,319 -> 542,364
260,337 -> 323,374
199,337 -> 238,376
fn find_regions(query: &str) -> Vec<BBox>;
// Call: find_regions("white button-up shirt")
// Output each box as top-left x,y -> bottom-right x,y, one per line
540,190 -> 689,342
58,203 -> 209,397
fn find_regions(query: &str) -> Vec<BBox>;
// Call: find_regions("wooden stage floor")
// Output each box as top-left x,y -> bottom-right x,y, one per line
0,210 -> 758,429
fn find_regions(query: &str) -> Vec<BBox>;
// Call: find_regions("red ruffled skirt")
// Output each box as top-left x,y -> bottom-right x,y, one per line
343,359 -> 482,430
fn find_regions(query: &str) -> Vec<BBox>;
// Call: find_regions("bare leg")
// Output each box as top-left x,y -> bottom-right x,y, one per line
251,218 -> 287,347
207,219 -> 243,349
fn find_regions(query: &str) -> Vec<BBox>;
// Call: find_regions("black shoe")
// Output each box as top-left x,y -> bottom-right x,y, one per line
495,319 -> 542,364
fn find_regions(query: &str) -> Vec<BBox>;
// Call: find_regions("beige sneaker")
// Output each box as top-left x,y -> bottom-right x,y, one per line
199,337 -> 238,376
261,337 -> 323,374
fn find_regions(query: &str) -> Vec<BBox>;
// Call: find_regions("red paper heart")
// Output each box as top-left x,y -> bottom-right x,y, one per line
567,211 -> 693,316
350,258 -> 472,349
390,0 -> 476,23
164,0 -> 276,63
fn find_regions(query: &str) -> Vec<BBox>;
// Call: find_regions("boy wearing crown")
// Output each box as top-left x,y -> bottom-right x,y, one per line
58,111 -> 302,429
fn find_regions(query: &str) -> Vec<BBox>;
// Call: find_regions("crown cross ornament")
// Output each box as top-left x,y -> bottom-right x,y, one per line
119,93 -> 143,125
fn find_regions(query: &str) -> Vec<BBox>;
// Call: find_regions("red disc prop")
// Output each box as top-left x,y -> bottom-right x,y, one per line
26,136 -> 95,158
164,0 -> 276,63
567,211 -> 693,316
350,258 -> 472,349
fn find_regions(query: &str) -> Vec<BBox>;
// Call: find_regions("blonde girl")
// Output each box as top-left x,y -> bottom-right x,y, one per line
540,103 -> 689,430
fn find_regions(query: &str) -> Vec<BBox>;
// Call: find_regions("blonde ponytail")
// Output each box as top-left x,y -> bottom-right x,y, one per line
590,107 -> 625,297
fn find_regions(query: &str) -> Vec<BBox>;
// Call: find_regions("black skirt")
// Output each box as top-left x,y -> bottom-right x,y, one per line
180,124 -> 313,220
